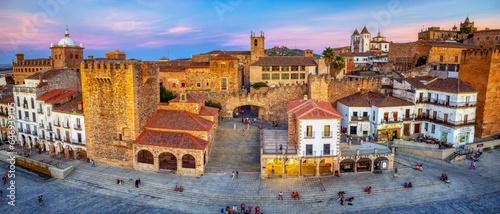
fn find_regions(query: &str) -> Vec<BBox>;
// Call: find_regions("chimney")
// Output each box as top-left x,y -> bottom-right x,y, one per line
360,89 -> 366,95
88,55 -> 94,59
77,102 -> 83,110
303,94 -> 308,100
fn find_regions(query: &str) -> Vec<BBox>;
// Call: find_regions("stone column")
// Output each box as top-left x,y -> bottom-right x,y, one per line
233,123 -> 236,129
360,139 -> 363,146
177,158 -> 182,174
370,158 -> 374,172
315,159 -> 320,177
299,159 -> 303,177
154,156 -> 160,171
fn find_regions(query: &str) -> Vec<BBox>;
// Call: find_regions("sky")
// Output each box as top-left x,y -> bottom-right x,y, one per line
0,0 -> 499,64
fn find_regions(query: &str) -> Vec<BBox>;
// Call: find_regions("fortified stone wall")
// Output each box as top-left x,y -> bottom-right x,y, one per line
47,70 -> 82,92
459,48 -> 500,138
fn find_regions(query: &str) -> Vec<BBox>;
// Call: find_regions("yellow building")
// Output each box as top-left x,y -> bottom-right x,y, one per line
249,56 -> 318,86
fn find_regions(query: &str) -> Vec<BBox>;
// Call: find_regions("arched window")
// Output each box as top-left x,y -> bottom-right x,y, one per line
213,62 -> 218,68
229,62 -> 234,68
254,39 -> 257,46
75,54 -> 79,59
221,62 -> 226,68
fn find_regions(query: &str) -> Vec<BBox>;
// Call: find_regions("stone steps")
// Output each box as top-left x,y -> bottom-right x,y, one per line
214,129 -> 260,142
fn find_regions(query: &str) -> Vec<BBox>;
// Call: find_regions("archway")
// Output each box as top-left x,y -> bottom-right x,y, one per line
137,150 -> 154,164
374,157 -> 389,171
285,159 -> 299,176
49,143 -> 55,154
301,159 -> 317,176
357,158 -> 372,172
21,135 -> 26,147
233,105 -> 267,121
57,143 -> 63,155
340,159 -> 355,173
159,152 -> 177,170
319,158 -> 333,175
267,159 -> 282,176
64,145 -> 73,158
77,148 -> 87,160
182,154 -> 196,169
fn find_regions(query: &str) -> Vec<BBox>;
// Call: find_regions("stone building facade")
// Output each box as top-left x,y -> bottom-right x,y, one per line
12,54 -> 51,84
473,29 -> 500,49
105,50 -> 126,60
0,94 -> 15,142
249,56 -> 318,86
81,59 -> 159,168
418,17 -> 477,41
459,48 -> 500,138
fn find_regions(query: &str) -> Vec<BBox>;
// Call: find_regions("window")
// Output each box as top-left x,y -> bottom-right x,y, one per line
281,66 -> 289,71
31,98 -> 34,109
262,66 -> 270,71
439,56 -> 443,62
431,124 -> 435,134
181,83 -> 186,87
300,66 -> 305,71
212,62 -> 218,68
427,93 -> 431,101
17,96 -> 20,107
272,66 -> 280,71
425,123 -> 428,131
353,112 -> 358,116
291,66 -> 298,71
446,95 -> 450,105
306,144 -> 313,155
254,39 -> 257,46
363,131 -> 368,135
323,144 -> 330,155
229,62 -> 234,68
272,74 -> 280,80
32,112 -> 36,122
221,78 -> 227,90
324,125 -> 330,137
172,83 -> 176,88
486,36 -> 489,40
455,56 -> 459,62
221,62 -> 226,68
281,73 -> 289,79
393,112 -> 398,120
363,112 -> 368,117
306,125 -> 312,137
77,133 -> 82,142
18,110 -> 21,118
196,83 -> 201,87
300,73 -> 305,79
291,73 -> 299,79
373,111 -> 375,120
496,36 -> 499,40
75,54 -> 78,59
262,73 -> 270,80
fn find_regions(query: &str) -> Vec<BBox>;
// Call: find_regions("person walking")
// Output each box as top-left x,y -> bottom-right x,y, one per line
278,191 -> 284,200
242,129 -> 245,137
473,161 -> 476,170
340,195 -> 344,206
38,195 -> 44,206
135,179 -> 139,188
236,171 -> 239,179
91,159 -> 96,167
231,171 -> 235,180
0,190 -> 3,199
2,175 -> 6,185
470,161 -> 474,170
272,165 -> 275,174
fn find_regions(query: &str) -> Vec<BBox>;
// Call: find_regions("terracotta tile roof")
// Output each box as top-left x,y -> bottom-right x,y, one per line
337,92 -> 414,107
361,26 -> 370,34
426,78 -> 478,93
250,56 -> 317,66
36,82 -> 48,88
332,46 -> 350,51
169,93 -> 205,103
199,106 -> 219,116
0,94 -> 14,105
36,89 -> 67,101
187,62 -> 210,68
53,94 -> 83,114
134,129 -> 208,150
212,53 -> 238,60
159,65 -> 187,72
46,91 -> 78,104
287,99 -> 342,119
418,41 -> 479,49
0,85 -> 13,90
145,109 -> 214,131
25,69 -> 65,80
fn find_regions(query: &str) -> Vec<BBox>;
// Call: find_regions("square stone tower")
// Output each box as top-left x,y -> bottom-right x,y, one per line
251,31 -> 265,62
81,59 -> 159,167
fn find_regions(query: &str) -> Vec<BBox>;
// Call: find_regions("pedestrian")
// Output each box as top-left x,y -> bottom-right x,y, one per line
236,171 -> 239,179
135,179 -> 139,188
231,171 -> 235,179
272,165 -> 275,174
278,191 -> 284,200
0,190 -> 3,199
240,203 -> 245,212
38,195 -> 44,206
117,179 -> 120,184
236,112 -> 238,118
248,205 -> 253,213
255,206 -> 260,214
272,121 -> 275,127
279,144 -> 283,151
91,159 -> 95,167
340,195 -> 344,205
221,208 -> 224,214
473,161 -> 476,170
242,129 -> 245,136
253,118 -> 256,123
233,205 -> 237,214
470,161 -> 474,170
2,175 -> 6,185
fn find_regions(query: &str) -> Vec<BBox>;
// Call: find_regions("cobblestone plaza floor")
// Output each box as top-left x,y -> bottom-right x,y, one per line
1,147 -> 499,213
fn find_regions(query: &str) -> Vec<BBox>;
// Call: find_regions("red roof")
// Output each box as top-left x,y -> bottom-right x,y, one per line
212,53 -> 238,60
46,91 -> 78,104
199,106 -> 219,116
145,109 -> 214,131
287,99 -> 342,119
134,129 -> 208,150
0,94 -> 14,105
36,89 -> 66,101
337,92 -> 414,107
169,93 -> 205,103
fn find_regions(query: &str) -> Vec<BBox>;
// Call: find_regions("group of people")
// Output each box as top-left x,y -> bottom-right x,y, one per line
37,195 -> 44,206
404,182 -> 413,188
222,204 -> 260,214
414,163 -> 424,171
440,173 -> 449,181
242,117 -> 256,125
174,185 -> 184,192
231,171 -> 239,179
291,192 -> 300,200
116,179 -> 124,185
364,186 -> 372,194
338,191 -> 354,206
271,121 -> 278,128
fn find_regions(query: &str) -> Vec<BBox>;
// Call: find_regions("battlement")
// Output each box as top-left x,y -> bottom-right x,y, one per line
81,59 -> 158,71
12,58 -> 51,66
462,48 -> 500,59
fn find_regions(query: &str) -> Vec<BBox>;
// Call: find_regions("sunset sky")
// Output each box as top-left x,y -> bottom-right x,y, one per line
1,0 -> 499,64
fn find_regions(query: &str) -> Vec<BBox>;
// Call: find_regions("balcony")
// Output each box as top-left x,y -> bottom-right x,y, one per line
63,123 -> 70,129
37,109 -> 43,114
418,98 -> 477,108
72,139 -> 85,145
18,128 -> 22,132
380,117 -> 402,124
304,131 -> 315,139
24,116 -> 30,121
303,150 -> 316,156
322,131 -> 333,138
31,131 -> 37,136
55,135 -> 61,140
74,124 -> 82,130
402,114 -> 415,121
47,126 -> 53,131
351,116 -> 370,121
39,123 -> 44,128
63,137 -> 70,143
54,122 -> 61,127
415,115 -> 476,127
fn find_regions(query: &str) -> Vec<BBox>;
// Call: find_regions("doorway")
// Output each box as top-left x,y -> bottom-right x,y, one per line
414,124 -> 421,134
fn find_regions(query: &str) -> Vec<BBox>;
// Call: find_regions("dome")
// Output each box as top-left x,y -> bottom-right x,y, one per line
57,29 -> 77,47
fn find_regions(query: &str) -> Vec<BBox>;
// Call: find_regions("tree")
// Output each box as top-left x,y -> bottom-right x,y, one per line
331,56 -> 345,76
322,47 -> 335,75
160,86 -> 177,102
205,100 -> 222,110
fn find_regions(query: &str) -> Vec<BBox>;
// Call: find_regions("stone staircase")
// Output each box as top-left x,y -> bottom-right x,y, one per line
205,129 -> 261,173
443,152 -> 459,163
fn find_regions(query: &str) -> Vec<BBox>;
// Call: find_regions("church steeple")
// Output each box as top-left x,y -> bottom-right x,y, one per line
65,25 -> 69,37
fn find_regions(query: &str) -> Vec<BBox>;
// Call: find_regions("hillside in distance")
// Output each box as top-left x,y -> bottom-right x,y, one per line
265,46 -> 321,58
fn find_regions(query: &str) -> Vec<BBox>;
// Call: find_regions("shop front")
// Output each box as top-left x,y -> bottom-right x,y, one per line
374,157 -> 389,171
376,123 -> 402,141
357,158 -> 371,172
340,159 -> 355,173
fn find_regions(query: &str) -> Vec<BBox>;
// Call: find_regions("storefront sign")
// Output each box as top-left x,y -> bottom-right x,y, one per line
382,161 -> 387,169
477,144 -> 483,148
379,123 -> 401,129
460,127 -> 473,133
439,126 -> 452,133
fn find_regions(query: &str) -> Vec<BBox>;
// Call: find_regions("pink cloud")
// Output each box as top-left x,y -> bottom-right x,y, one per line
160,27 -> 200,35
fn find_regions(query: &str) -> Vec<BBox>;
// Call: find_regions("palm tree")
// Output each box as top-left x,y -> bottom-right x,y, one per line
322,47 -> 335,75
332,56 -> 345,76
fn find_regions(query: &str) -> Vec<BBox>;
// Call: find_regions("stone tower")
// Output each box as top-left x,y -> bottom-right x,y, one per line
360,26 -> 371,52
50,27 -> 84,71
81,59 -> 159,168
251,31 -> 265,62
351,29 -> 360,52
